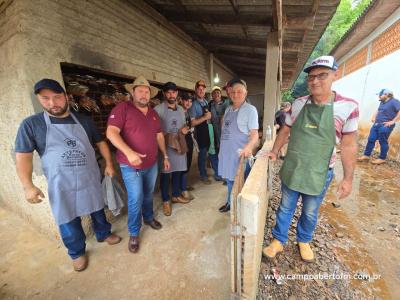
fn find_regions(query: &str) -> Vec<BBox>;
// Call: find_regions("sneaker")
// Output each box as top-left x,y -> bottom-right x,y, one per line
187,186 -> 195,191
357,155 -> 370,162
371,158 -> 385,165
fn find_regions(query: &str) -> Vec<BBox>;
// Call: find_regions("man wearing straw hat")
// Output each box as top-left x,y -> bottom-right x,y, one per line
263,56 -> 358,262
107,75 -> 170,254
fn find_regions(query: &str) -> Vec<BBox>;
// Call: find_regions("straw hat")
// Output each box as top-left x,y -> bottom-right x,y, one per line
124,75 -> 159,98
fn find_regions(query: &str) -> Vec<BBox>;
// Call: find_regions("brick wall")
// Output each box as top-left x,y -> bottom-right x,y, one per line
371,20 -> 400,62
343,47 -> 368,76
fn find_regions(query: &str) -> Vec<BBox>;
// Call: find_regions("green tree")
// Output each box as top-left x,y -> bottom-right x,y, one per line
290,0 -> 371,98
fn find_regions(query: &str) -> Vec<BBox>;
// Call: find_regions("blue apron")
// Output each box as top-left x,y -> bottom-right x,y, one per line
218,107 -> 249,181
41,112 -> 104,225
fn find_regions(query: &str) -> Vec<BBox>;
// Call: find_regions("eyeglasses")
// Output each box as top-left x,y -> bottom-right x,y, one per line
306,72 -> 330,82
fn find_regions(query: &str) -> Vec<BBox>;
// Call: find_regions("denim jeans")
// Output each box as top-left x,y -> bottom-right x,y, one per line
160,171 -> 182,202
272,169 -> 334,243
59,209 -> 111,259
198,147 -> 208,179
209,153 -> 219,178
364,123 -> 395,159
225,162 -> 252,205
180,172 -> 188,192
120,163 -> 158,237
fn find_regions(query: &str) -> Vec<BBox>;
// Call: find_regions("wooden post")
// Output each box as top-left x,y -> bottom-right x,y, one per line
263,31 -> 280,141
210,53 -> 214,88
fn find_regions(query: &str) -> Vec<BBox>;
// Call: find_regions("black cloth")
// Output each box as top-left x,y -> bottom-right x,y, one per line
15,112 -> 104,157
184,111 -> 194,173
275,110 -> 286,130
194,103 -> 210,149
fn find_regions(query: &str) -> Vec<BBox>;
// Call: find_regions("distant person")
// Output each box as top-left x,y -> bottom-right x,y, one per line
189,80 -> 212,184
358,89 -> 400,164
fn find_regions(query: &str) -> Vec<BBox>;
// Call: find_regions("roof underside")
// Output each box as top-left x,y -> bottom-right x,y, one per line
143,0 -> 340,89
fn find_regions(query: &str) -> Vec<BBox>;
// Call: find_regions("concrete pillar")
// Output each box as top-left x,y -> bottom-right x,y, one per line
263,31 -> 280,140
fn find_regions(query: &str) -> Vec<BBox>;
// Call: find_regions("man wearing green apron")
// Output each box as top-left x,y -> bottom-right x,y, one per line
263,56 -> 358,262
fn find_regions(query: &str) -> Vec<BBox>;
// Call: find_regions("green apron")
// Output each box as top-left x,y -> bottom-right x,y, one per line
280,94 -> 336,195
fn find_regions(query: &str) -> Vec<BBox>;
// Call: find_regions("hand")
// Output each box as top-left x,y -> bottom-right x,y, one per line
163,158 -> 170,171
181,126 -> 189,135
126,151 -> 146,166
104,164 -> 115,177
263,151 -> 278,161
240,146 -> 253,158
336,179 -> 352,199
24,185 -> 45,204
204,112 -> 212,121
383,120 -> 394,127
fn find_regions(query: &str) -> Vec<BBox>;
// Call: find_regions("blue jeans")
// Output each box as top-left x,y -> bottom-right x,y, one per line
59,209 -> 111,259
225,162 -> 252,205
160,171 -> 182,202
180,172 -> 188,192
198,147 -> 208,179
364,123 -> 395,159
120,163 -> 158,237
209,153 -> 220,178
272,169 -> 334,243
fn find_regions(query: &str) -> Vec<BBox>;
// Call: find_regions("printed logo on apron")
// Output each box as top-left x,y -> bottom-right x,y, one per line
221,119 -> 232,140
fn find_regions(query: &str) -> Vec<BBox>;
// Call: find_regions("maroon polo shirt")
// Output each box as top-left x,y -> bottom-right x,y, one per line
107,101 -> 161,169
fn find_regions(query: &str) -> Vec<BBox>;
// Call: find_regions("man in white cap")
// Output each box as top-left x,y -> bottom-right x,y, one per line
358,89 -> 400,164
106,75 -> 170,254
263,56 -> 358,262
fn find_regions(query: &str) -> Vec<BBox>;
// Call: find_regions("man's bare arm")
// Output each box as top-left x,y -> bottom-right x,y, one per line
16,152 -> 44,203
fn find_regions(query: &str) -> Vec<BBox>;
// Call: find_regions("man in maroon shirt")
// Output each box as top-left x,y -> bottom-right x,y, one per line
106,75 -> 170,253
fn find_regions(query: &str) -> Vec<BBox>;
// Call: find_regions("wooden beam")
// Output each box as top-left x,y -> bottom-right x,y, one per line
283,15 -> 315,30
195,35 -> 266,48
163,12 -> 273,26
216,54 -> 265,65
210,48 -> 266,59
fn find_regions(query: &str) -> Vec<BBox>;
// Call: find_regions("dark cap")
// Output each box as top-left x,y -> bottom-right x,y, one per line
34,78 -> 65,94
181,92 -> 192,101
195,79 -> 206,89
227,78 -> 247,89
162,81 -> 178,92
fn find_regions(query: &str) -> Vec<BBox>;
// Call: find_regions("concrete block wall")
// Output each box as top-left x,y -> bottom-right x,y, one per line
0,0 -> 234,237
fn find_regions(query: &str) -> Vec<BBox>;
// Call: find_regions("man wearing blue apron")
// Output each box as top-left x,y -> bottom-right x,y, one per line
218,79 -> 259,212
15,79 -> 121,272
263,56 -> 358,262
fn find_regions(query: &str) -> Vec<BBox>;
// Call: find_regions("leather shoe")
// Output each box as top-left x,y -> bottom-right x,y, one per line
101,233 -> 122,245
163,201 -> 172,216
72,255 -> 88,272
144,219 -> 162,230
128,236 -> 139,253
219,203 -> 230,213
172,196 -> 190,204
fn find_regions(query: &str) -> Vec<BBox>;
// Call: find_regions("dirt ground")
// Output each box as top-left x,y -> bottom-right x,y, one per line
259,152 -> 400,300
0,173 -> 231,300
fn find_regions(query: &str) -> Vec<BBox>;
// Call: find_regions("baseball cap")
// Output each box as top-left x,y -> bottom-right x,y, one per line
377,89 -> 393,96
162,81 -> 178,92
227,78 -> 247,89
34,79 -> 65,94
211,86 -> 221,93
303,55 -> 338,73
195,79 -> 206,89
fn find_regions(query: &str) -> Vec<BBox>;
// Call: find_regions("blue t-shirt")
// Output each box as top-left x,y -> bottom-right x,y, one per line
375,98 -> 400,123
223,102 -> 259,134
15,112 -> 104,157
189,98 -> 208,119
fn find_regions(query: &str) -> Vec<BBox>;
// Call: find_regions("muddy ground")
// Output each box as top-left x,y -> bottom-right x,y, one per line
258,151 -> 400,300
